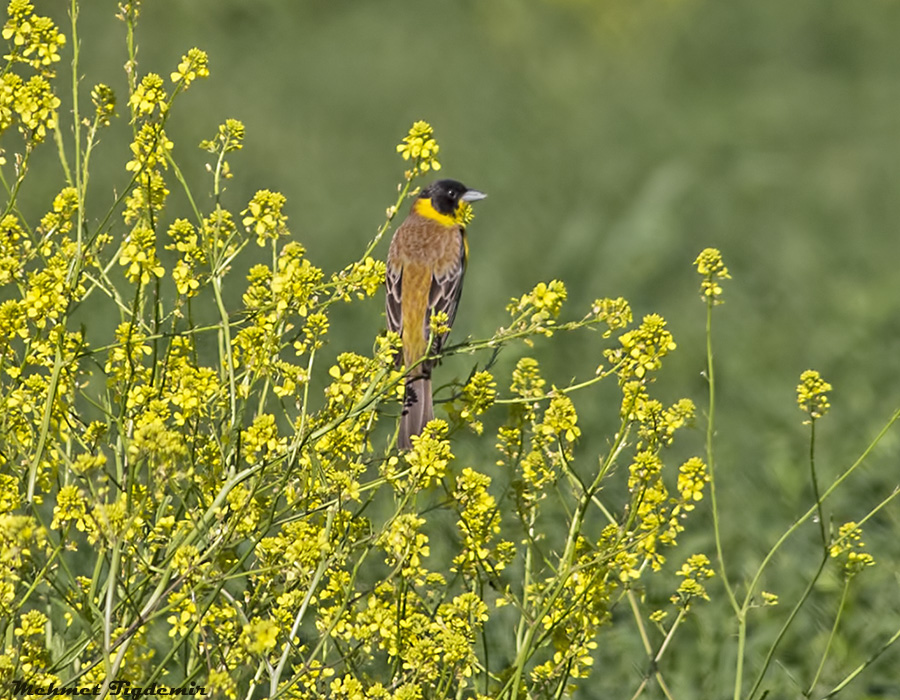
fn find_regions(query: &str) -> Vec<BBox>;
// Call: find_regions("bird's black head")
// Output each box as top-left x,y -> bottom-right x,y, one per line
420,179 -> 487,215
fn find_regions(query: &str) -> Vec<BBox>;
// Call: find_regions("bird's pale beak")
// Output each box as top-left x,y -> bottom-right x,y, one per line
461,189 -> 487,202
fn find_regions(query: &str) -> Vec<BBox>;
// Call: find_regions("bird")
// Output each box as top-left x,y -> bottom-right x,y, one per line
386,179 -> 487,450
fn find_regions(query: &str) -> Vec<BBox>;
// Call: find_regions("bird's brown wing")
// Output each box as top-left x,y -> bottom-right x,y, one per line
385,262 -> 403,367
426,231 -> 467,360
386,264 -> 403,335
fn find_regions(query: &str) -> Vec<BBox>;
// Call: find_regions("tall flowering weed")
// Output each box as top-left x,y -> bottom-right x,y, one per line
0,4 -> 895,700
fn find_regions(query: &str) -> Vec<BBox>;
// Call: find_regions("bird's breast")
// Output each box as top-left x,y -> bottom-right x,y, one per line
388,214 -> 464,276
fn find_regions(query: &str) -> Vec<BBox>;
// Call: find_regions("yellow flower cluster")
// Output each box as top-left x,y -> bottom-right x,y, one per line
456,200 -> 475,225
0,214 -> 31,285
126,122 -> 173,172
507,280 -> 568,337
428,309 -> 451,338
241,618 -> 280,655
23,239 -> 81,328
128,72 -> 167,119
200,117 -> 244,154
166,218 -> 204,296
39,187 -> 78,235
331,255 -> 386,302
676,456 -> 709,510
170,47 -> 209,87
234,241 -> 325,378
167,340 -> 220,426
457,370 -> 497,434
2,0 -> 66,73
796,369 -> 832,422
166,590 -> 198,638
597,368 -> 707,583
50,484 -> 89,532
12,609 -> 56,679
92,493 -> 145,545
124,170 -> 169,226
313,351 -> 389,466
591,296 -> 632,338
452,467 -> 515,577
398,420 -> 453,490
119,226 -> 165,285
396,120 -> 441,176
627,449 -> 681,569
498,359 -> 584,512
0,511 -> 46,611
322,581 -> 488,698
242,412 -> 285,465
606,313 -> 676,380
272,241 -> 324,316
257,520 -> 329,588
509,356 -> 545,400
541,393 -> 581,444
90,83 -> 115,125
671,553 -> 715,609
128,400 -> 188,468
694,247 -> 731,302
242,189 -> 289,246
0,72 -> 59,142
379,513 -> 430,581
624,381 -> 695,449
295,311 -> 330,355
830,521 -> 876,578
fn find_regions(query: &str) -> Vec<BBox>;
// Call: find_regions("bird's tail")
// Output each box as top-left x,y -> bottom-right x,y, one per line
399,375 -> 433,450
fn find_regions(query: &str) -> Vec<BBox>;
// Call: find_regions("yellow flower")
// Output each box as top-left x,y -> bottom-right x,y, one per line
671,553 -> 715,608
91,83 -> 115,126
119,226 -> 165,284
797,369 -> 832,421
592,296 -> 632,338
694,247 -> 731,302
396,120 -> 442,175
242,189 -> 289,246
51,485 -> 89,531
128,73 -> 167,118
830,521 -> 876,578
677,456 -> 709,508
606,313 -> 676,380
170,47 -> 209,87
126,123 -> 173,172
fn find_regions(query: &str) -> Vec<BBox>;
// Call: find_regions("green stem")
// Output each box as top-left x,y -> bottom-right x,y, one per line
514,508 -> 536,654
744,405 -> 900,601
734,611 -> 747,700
747,554 -> 828,700
26,344 -> 65,502
70,0 -> 82,204
704,295 -> 738,615
746,411 -> 900,699
97,543 -> 121,699
269,506 -> 337,695
1,148 -> 33,220
807,578 -> 849,696
809,418 -> 827,548
821,623 -> 900,698
212,267 -> 238,429
504,419 -> 631,698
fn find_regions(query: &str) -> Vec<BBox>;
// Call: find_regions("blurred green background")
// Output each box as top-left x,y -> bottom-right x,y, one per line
26,0 -> 900,696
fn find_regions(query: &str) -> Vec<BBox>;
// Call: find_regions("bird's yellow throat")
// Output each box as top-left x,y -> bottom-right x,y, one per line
413,197 -> 461,226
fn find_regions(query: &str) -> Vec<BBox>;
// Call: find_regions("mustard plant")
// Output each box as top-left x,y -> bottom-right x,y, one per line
697,250 -> 900,700
1,4 -> 898,700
